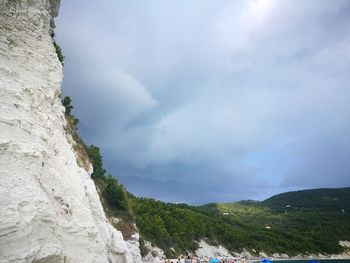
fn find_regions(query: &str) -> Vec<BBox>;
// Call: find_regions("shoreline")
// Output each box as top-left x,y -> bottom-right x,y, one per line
159,258 -> 350,263
259,259 -> 350,262
159,255 -> 350,263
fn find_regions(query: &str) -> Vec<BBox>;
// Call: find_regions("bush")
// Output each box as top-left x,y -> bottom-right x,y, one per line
104,176 -> 129,211
53,41 -> 64,65
62,96 -> 73,115
86,145 -> 106,179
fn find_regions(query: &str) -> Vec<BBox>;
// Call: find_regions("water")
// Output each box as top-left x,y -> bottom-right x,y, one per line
273,260 -> 350,263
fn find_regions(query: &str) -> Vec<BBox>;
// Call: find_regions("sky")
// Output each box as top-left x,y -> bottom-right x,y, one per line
56,0 -> 350,205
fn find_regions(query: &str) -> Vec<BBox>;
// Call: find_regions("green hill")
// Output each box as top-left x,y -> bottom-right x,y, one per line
261,187 -> 350,212
132,188 -> 350,257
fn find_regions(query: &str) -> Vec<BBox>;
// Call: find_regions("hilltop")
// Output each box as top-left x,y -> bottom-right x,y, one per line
261,187 -> 350,211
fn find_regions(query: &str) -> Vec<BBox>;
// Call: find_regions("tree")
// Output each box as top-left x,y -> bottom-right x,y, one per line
62,96 -> 73,115
86,145 -> 106,179
104,176 -> 129,211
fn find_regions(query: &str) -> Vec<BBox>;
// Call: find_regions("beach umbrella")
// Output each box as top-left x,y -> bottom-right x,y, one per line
261,258 -> 272,263
209,258 -> 221,263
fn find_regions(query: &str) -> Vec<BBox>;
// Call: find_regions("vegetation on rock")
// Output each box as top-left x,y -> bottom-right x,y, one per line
53,41 -> 64,65
51,32 -> 64,65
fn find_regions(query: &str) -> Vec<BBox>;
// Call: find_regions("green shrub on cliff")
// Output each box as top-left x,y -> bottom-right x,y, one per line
86,144 -> 130,212
53,41 -> 64,65
104,176 -> 129,211
62,96 -> 73,115
86,145 -> 106,179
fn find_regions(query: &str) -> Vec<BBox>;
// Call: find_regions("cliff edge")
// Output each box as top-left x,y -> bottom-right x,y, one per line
0,0 -> 139,262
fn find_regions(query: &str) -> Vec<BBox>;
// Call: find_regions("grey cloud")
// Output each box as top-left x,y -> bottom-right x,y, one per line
56,0 -> 350,203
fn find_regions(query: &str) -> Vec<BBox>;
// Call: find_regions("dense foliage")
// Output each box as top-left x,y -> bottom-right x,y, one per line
104,175 -> 129,211
261,187 -> 350,212
131,189 -> 350,257
199,200 -> 350,255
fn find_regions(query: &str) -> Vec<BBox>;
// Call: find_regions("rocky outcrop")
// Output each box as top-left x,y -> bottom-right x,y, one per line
125,233 -> 142,263
0,0 -> 140,262
142,241 -> 165,262
195,240 -> 233,259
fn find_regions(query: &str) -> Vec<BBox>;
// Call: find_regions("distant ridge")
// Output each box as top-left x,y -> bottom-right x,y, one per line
261,187 -> 350,211
191,187 -> 350,256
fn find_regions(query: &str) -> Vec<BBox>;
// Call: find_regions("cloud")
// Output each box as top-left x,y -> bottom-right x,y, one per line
56,0 -> 350,204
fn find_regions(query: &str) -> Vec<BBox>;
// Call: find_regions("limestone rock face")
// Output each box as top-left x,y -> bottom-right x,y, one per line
125,233 -> 142,263
0,0 -> 140,262
195,240 -> 233,259
142,241 -> 165,262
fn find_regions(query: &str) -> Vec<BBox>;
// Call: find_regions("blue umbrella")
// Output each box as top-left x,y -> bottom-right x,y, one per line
209,258 -> 221,263
261,258 -> 272,263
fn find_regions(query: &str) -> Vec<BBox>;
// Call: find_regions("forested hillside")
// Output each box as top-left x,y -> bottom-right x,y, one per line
133,188 -> 350,257
261,187 -> 350,211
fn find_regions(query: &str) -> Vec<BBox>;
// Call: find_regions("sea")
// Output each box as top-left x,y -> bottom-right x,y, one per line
271,260 -> 350,263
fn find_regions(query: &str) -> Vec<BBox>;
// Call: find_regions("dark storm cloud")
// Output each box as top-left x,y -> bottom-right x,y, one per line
56,0 -> 350,204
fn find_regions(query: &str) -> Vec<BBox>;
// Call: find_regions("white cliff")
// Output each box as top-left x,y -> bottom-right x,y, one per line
0,0 -> 140,262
